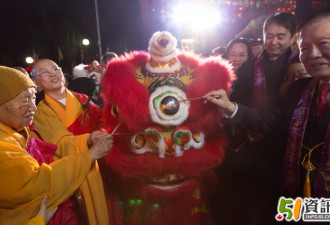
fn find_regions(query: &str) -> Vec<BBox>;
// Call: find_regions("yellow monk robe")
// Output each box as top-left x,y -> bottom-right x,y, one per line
33,89 -> 109,225
25,215 -> 45,225
0,122 -> 92,225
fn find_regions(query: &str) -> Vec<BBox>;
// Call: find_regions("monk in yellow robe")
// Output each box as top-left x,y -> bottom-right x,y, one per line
0,66 -> 113,225
31,59 -> 109,225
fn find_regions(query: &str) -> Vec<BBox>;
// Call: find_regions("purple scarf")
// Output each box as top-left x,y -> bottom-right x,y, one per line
254,51 -> 295,108
285,79 -> 330,197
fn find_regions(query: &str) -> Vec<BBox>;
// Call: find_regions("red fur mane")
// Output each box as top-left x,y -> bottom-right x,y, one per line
102,51 -> 234,133
102,51 -> 151,132
101,49 -> 233,225
179,52 -> 235,132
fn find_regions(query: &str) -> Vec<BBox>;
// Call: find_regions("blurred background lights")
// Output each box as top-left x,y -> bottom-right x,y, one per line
171,2 -> 221,32
82,38 -> 90,46
128,199 -> 136,206
25,57 -> 34,64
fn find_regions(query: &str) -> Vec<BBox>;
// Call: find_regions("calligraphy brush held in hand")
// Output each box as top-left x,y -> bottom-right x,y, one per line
180,95 -> 221,102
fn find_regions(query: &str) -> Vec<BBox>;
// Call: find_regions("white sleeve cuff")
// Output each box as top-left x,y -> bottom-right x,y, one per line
224,102 -> 238,119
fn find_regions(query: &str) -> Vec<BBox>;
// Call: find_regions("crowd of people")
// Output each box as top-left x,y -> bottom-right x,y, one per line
0,9 -> 329,225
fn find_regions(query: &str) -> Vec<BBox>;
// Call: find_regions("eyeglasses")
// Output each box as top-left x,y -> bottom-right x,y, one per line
37,67 -> 62,77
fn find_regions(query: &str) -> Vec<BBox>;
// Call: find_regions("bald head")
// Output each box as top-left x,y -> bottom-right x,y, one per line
31,59 -> 58,78
31,59 -> 66,95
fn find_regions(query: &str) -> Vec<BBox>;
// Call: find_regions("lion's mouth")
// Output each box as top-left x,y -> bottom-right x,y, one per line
147,174 -> 190,191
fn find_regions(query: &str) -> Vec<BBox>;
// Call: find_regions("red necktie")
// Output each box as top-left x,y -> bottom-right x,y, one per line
316,82 -> 330,120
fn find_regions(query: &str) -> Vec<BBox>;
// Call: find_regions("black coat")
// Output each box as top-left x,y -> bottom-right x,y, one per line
278,77 -> 330,197
214,50 -> 294,225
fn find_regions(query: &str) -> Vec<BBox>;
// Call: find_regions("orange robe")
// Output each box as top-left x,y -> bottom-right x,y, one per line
0,122 -> 92,225
33,89 -> 109,225
26,215 -> 45,225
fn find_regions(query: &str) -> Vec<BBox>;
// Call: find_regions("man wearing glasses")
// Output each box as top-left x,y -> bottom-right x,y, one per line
31,59 -> 110,225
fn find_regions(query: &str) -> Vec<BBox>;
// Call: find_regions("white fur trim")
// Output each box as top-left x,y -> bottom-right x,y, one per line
157,138 -> 166,158
174,144 -> 183,157
148,31 -> 178,63
148,31 -> 177,55
131,134 -> 152,155
72,64 -> 89,78
187,132 -> 205,149
149,86 -> 189,126
132,146 -> 153,155
149,49 -> 178,63
145,59 -> 181,74
130,132 -> 166,158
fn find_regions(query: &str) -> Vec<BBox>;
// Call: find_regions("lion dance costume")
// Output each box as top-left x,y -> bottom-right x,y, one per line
101,31 -> 233,225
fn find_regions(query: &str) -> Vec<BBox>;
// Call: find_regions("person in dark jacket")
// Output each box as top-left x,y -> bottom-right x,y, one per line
280,10 -> 330,199
207,12 -> 298,225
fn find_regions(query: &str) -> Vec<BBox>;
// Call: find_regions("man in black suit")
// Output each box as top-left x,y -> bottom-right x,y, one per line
280,10 -> 330,198
207,10 -> 330,225
204,12 -> 297,225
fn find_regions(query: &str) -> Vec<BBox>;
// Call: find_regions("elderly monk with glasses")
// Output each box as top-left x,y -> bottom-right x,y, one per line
0,66 -> 113,225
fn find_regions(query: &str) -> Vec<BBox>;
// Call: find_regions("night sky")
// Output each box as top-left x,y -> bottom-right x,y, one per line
1,0 -> 328,73
0,0 -> 149,72
0,0 -> 259,72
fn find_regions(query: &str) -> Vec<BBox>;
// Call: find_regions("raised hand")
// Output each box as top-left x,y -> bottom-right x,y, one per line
203,89 -> 236,117
88,133 -> 113,162
87,130 -> 109,147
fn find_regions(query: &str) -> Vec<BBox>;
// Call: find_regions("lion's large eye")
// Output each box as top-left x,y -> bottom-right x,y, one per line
160,95 -> 180,115
149,87 -> 189,126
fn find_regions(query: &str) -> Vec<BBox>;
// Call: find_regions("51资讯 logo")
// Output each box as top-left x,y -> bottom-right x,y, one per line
275,197 -> 330,222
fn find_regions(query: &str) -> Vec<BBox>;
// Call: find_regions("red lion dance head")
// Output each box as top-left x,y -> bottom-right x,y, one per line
101,31 -> 234,225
